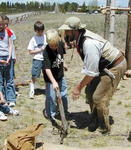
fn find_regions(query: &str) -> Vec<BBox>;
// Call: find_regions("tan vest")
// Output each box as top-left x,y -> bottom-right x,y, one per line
84,29 -> 121,62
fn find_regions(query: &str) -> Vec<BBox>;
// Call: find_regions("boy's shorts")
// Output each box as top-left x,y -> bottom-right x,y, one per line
32,59 -> 43,78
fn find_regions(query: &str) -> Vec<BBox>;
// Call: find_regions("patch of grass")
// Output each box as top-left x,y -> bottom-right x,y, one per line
117,101 -> 122,105
121,85 -> 125,88
92,137 -> 108,147
124,104 -> 131,108
126,97 -> 131,100
126,112 -> 131,116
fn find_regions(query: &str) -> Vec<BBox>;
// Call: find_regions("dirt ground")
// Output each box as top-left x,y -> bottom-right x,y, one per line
37,143 -> 131,150
0,13 -> 131,149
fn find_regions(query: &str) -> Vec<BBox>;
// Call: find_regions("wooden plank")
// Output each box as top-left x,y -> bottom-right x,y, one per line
101,7 -> 131,12
109,0 -> 115,45
125,0 -> 131,77
104,0 -> 111,40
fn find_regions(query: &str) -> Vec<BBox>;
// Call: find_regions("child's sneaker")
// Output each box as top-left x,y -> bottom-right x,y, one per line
29,83 -> 34,99
0,111 -> 7,121
8,102 -> 16,107
9,108 -> 19,116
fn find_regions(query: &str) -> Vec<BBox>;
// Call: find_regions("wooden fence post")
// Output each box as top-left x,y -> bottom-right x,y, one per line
109,0 -> 115,45
104,0 -> 111,40
125,0 -> 131,77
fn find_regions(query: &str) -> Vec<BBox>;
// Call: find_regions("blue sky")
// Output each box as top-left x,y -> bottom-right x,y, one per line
0,0 -> 129,7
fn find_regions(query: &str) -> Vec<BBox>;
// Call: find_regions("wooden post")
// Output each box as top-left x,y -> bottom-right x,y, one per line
109,0 -> 115,45
104,0 -> 111,40
125,0 -> 131,77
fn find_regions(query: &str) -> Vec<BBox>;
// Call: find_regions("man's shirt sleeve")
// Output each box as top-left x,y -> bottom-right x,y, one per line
81,39 -> 101,77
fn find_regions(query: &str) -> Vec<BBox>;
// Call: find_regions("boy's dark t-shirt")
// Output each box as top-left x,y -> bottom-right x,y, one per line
43,41 -> 66,82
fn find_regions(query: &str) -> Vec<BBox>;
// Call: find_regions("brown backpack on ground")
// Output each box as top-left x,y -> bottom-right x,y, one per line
5,123 -> 44,150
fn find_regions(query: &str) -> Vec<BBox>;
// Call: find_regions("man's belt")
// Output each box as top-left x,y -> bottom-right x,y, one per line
104,55 -> 125,79
112,55 -> 125,67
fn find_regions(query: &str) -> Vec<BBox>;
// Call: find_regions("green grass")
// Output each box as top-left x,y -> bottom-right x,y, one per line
126,112 -> 131,116
117,101 -> 122,105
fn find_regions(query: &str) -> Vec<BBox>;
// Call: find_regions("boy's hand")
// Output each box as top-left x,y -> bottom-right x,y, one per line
14,58 -> 17,63
53,81 -> 59,90
6,57 -> 10,65
0,99 -> 6,104
41,45 -> 46,51
64,63 -> 68,71
0,60 -> 7,65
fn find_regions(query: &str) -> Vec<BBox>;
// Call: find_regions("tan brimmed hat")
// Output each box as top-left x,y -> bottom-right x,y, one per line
59,16 -> 86,30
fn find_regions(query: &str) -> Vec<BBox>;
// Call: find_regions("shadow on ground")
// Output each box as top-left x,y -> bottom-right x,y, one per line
69,112 -> 114,130
35,88 -> 46,95
36,142 -> 44,149
69,111 -> 91,129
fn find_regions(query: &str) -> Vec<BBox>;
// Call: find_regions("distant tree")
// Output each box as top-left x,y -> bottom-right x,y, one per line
1,2 -> 7,9
59,4 -> 66,13
34,1 -> 39,9
52,2 -> 55,11
60,2 -> 79,12
0,2 -> 7,12
14,2 -> 21,9
0,1 -> 62,13
71,2 -> 79,12
45,2 -> 51,11
81,1 -> 87,12
7,1 -> 10,8
11,3 -> 15,8
88,0 -> 98,13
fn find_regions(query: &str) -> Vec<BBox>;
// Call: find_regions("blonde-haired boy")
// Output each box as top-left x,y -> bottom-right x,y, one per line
42,29 -> 70,121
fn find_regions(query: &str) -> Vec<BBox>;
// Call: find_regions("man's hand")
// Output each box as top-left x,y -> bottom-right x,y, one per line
72,85 -> 81,100
125,70 -> 131,78
64,63 -> 68,71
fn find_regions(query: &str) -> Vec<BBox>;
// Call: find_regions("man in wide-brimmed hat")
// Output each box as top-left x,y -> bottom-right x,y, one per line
59,16 -> 127,134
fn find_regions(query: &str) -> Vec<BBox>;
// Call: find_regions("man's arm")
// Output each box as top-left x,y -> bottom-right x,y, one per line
72,75 -> 94,100
72,39 -> 101,100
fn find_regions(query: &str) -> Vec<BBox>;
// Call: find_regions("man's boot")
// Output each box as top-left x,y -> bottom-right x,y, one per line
97,107 -> 111,134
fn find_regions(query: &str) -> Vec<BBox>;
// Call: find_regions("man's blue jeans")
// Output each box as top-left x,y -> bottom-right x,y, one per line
45,77 -> 68,119
5,59 -> 16,102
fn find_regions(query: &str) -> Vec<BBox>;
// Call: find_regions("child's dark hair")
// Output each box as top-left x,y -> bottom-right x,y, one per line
3,15 -> 9,21
34,21 -> 44,31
